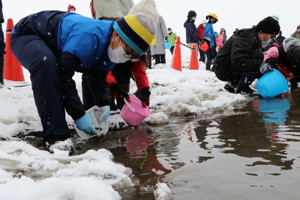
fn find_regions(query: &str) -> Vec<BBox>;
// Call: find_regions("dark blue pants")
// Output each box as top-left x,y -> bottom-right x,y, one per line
199,48 -> 206,63
11,34 -> 69,142
205,46 -> 217,70
11,11 -> 71,143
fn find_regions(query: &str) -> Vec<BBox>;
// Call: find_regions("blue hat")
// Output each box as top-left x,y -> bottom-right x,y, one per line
188,10 -> 197,19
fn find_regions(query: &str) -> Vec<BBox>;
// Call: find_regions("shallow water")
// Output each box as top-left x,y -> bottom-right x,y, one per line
21,91 -> 300,199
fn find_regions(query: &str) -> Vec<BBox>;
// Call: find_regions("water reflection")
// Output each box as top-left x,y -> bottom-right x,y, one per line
253,98 -> 291,126
216,97 -> 294,170
77,127 -> 171,193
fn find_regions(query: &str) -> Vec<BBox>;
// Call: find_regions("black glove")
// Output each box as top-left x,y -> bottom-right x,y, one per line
265,58 -> 279,69
260,62 -> 273,75
165,36 -> 168,41
135,88 -> 151,107
110,83 -> 129,99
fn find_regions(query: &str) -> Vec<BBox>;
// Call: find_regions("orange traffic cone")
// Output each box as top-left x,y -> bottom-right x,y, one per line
4,18 -> 25,82
189,44 -> 199,70
171,36 -> 182,71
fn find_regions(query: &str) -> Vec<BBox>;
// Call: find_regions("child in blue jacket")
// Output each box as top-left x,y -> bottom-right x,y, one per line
204,13 -> 218,71
11,11 -> 155,149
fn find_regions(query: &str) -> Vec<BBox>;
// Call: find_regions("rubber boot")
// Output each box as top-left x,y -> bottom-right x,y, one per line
206,59 -> 212,71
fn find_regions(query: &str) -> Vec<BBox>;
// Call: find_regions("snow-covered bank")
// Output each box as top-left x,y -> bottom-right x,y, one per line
0,141 -> 132,200
145,65 -> 246,124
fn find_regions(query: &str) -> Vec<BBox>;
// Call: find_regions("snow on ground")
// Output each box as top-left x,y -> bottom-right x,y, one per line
145,64 -> 246,124
0,60 -> 247,199
0,141 -> 132,200
154,183 -> 172,200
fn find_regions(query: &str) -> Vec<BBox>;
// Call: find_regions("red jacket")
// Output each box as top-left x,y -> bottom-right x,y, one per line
106,61 -> 150,90
197,24 -> 205,39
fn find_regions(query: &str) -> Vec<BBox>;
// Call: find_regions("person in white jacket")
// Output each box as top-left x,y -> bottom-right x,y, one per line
151,15 -> 168,65
90,0 -> 134,20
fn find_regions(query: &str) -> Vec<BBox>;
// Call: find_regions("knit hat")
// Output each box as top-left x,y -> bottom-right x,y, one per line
67,4 -> 76,12
128,0 -> 159,24
256,16 -> 280,35
271,15 -> 279,21
113,13 -> 156,55
188,10 -> 197,19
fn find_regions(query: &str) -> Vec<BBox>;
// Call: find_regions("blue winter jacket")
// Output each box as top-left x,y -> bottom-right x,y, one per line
184,20 -> 200,43
57,13 -> 115,71
204,23 -> 218,47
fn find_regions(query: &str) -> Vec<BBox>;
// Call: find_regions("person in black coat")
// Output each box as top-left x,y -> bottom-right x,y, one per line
213,17 -> 280,95
0,0 -> 5,86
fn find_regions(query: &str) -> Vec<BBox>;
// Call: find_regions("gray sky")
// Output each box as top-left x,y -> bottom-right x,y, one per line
3,0 -> 299,43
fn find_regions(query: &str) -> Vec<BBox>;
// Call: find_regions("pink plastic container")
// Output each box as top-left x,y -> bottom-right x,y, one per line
120,96 -> 151,126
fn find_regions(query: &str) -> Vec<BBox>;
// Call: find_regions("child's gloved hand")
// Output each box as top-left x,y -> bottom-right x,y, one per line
260,62 -> 273,75
135,88 -> 151,107
110,83 -> 129,100
75,114 -> 97,135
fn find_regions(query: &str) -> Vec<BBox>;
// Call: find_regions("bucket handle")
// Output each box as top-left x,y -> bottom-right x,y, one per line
124,98 -> 136,113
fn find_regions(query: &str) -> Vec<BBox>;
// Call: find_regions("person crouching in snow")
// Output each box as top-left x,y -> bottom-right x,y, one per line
280,37 -> 300,89
11,11 -> 155,150
213,16 -> 280,95
292,26 -> 300,39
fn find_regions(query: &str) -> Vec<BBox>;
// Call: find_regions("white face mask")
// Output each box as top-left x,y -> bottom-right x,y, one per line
262,38 -> 272,48
107,39 -> 131,63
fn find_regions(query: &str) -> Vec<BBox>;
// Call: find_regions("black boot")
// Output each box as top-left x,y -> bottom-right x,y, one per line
154,55 -> 160,65
161,55 -> 166,64
224,81 -> 238,93
206,59 -> 212,71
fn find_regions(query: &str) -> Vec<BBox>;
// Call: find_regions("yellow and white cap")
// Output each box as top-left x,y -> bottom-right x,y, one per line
113,13 -> 156,55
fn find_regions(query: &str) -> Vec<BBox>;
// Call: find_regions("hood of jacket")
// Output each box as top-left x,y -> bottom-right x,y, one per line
233,28 -> 259,42
283,37 -> 300,52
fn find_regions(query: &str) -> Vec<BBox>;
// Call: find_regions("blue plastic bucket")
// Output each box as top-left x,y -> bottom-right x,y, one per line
256,69 -> 289,98
164,42 -> 171,49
